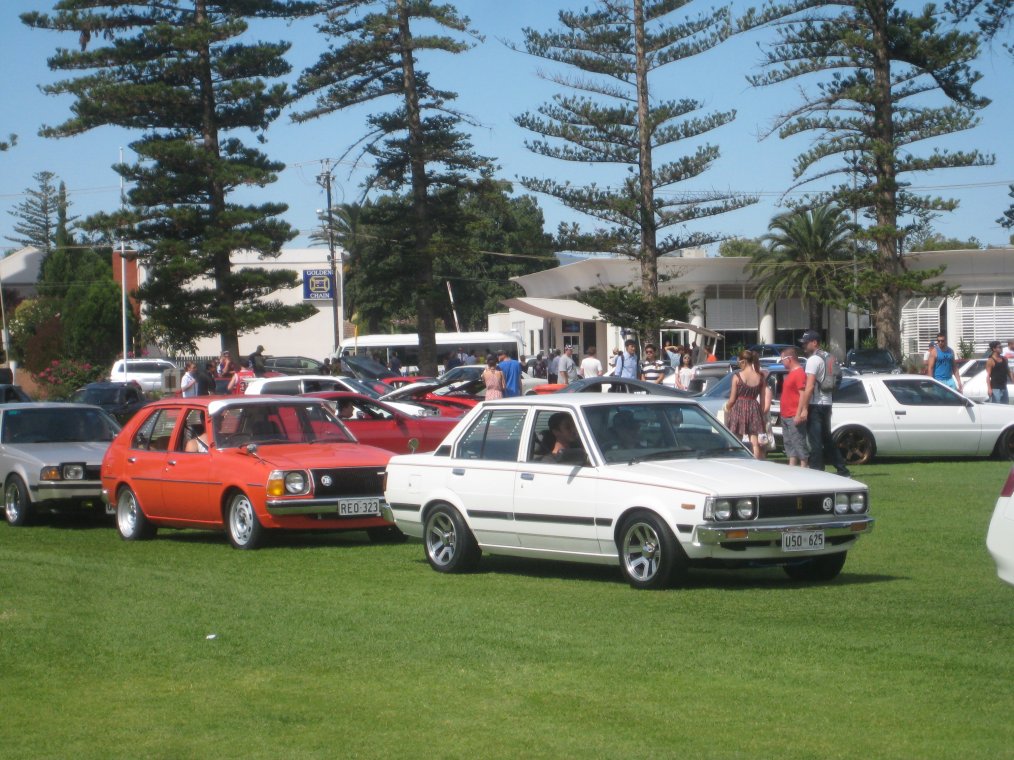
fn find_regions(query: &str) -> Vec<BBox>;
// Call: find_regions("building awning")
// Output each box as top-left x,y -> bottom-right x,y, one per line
500,297 -> 602,322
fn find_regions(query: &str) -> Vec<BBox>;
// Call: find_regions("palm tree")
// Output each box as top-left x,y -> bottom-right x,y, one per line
751,205 -> 855,331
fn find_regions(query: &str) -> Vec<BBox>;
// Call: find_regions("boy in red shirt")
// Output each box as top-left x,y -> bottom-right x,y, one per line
779,347 -> 809,467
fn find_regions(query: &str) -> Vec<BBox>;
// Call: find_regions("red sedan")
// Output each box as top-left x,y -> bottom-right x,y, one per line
304,392 -> 459,453
101,396 -> 398,549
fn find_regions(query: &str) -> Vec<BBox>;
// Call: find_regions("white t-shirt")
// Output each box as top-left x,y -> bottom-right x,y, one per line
580,356 -> 603,378
804,353 -> 832,406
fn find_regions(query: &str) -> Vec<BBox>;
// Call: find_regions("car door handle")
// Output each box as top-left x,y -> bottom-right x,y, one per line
894,410 -> 906,415
167,460 -> 177,466
127,456 -> 136,463
520,472 -> 535,481
452,468 -> 465,476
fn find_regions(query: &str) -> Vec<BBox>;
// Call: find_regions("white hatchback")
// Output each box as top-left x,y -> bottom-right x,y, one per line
383,395 -> 872,589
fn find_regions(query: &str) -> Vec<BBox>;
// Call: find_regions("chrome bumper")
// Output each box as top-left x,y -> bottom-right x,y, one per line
695,516 -> 874,545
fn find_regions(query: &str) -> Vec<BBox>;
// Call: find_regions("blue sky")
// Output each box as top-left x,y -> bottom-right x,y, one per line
2,0 -> 1013,255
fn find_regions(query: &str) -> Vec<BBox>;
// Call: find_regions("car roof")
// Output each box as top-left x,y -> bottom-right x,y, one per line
137,395 -> 329,415
0,402 -> 104,411
478,395 -> 702,410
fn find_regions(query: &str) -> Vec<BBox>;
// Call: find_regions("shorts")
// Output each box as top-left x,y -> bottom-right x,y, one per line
781,416 -> 810,461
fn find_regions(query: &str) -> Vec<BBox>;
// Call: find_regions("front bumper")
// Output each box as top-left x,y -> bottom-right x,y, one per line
265,495 -> 388,517
695,516 -> 874,545
32,481 -> 104,503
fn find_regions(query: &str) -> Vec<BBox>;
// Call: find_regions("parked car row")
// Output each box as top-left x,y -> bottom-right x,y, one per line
5,388 -> 1010,590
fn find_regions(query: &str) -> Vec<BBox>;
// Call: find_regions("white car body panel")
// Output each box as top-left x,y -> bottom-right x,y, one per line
244,375 -> 435,418
987,469 -> 1014,587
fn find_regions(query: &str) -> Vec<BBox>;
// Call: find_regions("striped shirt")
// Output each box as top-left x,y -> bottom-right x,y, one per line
641,359 -> 667,384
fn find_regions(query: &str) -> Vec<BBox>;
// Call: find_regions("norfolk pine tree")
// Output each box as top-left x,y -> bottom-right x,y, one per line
515,0 -> 756,320
294,1 -> 494,375
741,1 -> 992,356
22,1 -> 317,356
6,171 -> 68,255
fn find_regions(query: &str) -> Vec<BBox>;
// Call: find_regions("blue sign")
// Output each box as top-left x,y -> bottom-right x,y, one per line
303,269 -> 335,301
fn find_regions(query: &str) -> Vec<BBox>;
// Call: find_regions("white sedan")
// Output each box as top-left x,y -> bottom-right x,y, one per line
383,396 -> 872,589
987,468 -> 1014,586
831,374 -> 1014,465
2,403 -> 121,526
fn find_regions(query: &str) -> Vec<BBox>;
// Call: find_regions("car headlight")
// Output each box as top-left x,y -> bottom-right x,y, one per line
267,470 -> 311,497
40,464 -> 86,481
849,492 -> 867,513
735,498 -> 756,520
705,497 -> 733,521
834,493 -> 850,515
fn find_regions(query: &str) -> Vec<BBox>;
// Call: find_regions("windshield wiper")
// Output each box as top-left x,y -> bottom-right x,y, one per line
626,449 -> 697,464
696,446 -> 750,459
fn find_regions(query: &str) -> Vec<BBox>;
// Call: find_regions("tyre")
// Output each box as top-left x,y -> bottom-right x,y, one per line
367,525 -> 406,543
996,428 -> 1014,461
226,491 -> 265,549
783,551 -> 847,582
617,511 -> 687,590
4,476 -> 33,527
423,504 -> 480,573
116,487 -> 156,541
834,427 -> 874,466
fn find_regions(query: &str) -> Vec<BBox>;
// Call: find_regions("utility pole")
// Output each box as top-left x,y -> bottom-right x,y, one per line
317,160 -> 343,355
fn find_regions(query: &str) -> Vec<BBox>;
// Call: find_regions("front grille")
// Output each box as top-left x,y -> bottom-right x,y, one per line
85,465 -> 101,480
311,467 -> 385,498
758,493 -> 835,519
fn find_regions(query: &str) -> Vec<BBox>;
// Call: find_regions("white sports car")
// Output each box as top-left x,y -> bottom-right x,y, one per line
383,396 -> 872,589
831,374 -> 1014,465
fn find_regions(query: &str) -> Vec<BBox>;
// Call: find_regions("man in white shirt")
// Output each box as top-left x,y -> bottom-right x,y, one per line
1004,340 -> 1014,361
579,346 -> 603,379
181,362 -> 198,397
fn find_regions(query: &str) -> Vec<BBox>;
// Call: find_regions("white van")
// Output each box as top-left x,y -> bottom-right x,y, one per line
109,358 -> 178,392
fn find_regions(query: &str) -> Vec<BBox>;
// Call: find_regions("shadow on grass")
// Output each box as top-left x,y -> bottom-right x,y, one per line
154,527 -> 390,551
19,511 -> 115,531
414,552 -> 901,590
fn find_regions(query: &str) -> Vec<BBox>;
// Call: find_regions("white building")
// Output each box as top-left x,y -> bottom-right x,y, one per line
490,248 -> 1014,361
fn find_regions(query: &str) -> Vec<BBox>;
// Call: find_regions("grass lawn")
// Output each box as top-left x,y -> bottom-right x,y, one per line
2,458 -> 1012,759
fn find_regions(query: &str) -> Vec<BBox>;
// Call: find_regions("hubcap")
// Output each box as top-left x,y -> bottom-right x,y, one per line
118,493 -> 137,535
5,484 -> 20,521
231,498 -> 253,543
623,523 -> 661,581
426,513 -> 456,566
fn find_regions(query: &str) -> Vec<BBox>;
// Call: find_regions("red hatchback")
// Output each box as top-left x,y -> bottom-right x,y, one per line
101,396 -> 397,549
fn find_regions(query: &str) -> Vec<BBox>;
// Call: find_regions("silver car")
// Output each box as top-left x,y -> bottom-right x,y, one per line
1,403 -> 121,526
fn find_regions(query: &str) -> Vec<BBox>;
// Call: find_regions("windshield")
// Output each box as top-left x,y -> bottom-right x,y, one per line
849,349 -> 896,365
2,407 -> 121,443
583,402 -> 749,463
212,402 -> 354,447
341,377 -> 389,398
72,387 -> 122,405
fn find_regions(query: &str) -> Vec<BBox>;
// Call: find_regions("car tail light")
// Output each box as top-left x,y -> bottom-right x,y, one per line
1000,468 -> 1014,498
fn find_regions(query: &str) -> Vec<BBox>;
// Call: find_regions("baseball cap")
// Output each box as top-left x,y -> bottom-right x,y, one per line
798,330 -> 822,344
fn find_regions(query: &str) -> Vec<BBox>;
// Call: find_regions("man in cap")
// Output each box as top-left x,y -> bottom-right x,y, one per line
795,330 -> 850,477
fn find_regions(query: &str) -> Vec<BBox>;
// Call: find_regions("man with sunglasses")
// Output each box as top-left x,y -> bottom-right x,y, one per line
926,332 -> 962,392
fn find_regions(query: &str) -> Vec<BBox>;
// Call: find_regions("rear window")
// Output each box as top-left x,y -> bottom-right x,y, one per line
117,361 -> 173,374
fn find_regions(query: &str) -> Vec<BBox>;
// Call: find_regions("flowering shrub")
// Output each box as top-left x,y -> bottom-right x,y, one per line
32,359 -> 108,401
